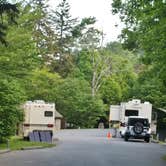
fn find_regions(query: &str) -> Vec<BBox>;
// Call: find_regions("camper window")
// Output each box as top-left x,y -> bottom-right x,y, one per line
44,111 -> 53,117
125,110 -> 138,116
128,118 -> 149,127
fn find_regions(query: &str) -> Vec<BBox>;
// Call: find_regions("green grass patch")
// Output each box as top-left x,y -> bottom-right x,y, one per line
162,155 -> 166,161
0,136 -> 55,151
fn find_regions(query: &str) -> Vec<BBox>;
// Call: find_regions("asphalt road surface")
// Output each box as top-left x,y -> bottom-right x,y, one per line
0,129 -> 166,166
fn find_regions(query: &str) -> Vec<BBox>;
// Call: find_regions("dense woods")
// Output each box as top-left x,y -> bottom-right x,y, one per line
0,0 -> 165,139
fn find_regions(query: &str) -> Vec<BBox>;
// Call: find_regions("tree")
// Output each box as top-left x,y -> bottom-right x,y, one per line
0,3 -> 40,79
76,41 -> 138,99
74,24 -> 112,96
31,0 -> 57,60
24,68 -> 62,102
72,17 -> 102,50
100,77 -> 122,105
91,49 -> 112,97
75,49 -> 112,97
0,0 -> 19,45
131,69 -> 166,108
71,17 -> 96,39
112,0 -> 166,85
56,77 -> 105,128
49,0 -> 77,55
0,79 -> 25,141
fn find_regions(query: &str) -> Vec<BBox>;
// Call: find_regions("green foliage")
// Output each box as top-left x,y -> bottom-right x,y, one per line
56,77 -> 106,128
100,77 -> 122,105
0,3 -> 40,79
104,42 -> 138,100
0,0 -> 19,45
162,155 -> 166,161
112,0 -> 166,105
75,48 -> 112,97
75,49 -> 93,81
132,69 -> 166,108
71,17 -> 96,38
0,79 -> 25,141
24,68 -> 62,102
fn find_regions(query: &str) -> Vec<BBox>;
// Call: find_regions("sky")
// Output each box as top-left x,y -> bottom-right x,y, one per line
49,0 -> 123,43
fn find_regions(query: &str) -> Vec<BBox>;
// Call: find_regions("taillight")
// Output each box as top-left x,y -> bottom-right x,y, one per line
24,124 -> 30,127
47,124 -> 54,128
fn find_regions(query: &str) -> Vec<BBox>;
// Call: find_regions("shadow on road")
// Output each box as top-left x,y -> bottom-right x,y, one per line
126,139 -> 145,143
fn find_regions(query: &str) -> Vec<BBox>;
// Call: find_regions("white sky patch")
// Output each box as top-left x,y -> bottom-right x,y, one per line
48,0 -> 124,43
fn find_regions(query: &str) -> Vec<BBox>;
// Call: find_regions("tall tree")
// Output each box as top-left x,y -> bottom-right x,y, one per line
0,3 -> 40,79
31,0 -> 57,61
91,49 -> 112,97
75,48 -> 112,97
49,0 -> 77,55
71,17 -> 102,50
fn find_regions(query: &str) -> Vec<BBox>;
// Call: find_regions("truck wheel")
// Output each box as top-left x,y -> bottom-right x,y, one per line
124,135 -> 129,141
133,122 -> 143,135
120,131 -> 124,138
144,137 -> 150,143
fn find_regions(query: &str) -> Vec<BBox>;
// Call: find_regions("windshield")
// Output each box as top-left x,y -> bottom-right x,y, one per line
128,118 -> 149,126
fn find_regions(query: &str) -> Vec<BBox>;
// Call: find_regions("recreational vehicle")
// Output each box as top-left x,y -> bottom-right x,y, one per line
22,100 -> 63,138
109,99 -> 157,141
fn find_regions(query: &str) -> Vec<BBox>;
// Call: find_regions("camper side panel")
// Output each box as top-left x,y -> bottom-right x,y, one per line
109,105 -> 120,121
140,103 -> 152,123
23,103 -> 55,137
29,105 -> 55,125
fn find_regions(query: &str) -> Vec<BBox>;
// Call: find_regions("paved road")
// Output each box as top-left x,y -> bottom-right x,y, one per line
0,129 -> 166,166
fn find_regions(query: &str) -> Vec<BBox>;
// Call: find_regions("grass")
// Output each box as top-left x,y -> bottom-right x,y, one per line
163,155 -> 166,161
159,141 -> 165,144
0,136 -> 55,151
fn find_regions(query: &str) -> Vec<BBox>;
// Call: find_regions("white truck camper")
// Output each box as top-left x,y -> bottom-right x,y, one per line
22,100 -> 63,138
109,99 -> 157,134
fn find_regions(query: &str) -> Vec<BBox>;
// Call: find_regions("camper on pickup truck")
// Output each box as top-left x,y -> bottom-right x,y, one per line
22,100 -> 63,138
109,99 -> 156,142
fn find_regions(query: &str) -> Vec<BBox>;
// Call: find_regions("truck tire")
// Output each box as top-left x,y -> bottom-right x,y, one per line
120,131 -> 124,138
124,135 -> 129,141
133,122 -> 143,134
144,137 -> 150,143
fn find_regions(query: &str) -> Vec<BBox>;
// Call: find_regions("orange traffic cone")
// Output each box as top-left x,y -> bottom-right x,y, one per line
107,132 -> 112,139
